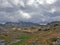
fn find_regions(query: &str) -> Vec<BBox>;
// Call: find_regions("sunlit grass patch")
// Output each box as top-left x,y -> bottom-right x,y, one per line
11,33 -> 33,45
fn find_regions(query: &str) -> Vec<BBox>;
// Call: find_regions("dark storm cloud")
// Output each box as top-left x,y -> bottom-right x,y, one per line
0,0 -> 60,24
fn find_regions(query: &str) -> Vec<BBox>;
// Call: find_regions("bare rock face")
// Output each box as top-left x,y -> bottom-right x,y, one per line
0,39 -> 5,45
53,37 -> 60,45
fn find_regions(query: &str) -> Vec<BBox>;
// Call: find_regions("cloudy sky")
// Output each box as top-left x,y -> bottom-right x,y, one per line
0,0 -> 60,24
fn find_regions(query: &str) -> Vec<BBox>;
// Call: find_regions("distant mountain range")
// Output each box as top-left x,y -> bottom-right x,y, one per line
3,21 -> 40,27
0,21 -> 60,27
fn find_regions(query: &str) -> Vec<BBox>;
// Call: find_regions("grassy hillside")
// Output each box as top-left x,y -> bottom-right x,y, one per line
0,21 -> 60,45
9,26 -> 60,45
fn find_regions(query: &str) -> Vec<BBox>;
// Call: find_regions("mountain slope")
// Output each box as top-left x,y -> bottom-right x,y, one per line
4,21 -> 40,27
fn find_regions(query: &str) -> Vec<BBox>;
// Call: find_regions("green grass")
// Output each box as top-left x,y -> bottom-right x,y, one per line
11,33 -> 33,45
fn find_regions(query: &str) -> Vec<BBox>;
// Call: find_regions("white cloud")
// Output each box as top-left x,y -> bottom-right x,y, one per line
27,0 -> 57,6
49,8 -> 56,13
0,0 -> 57,8
22,12 -> 31,19
8,0 -> 19,5
37,0 -> 45,5
7,0 -> 25,7
27,0 -> 35,5
18,11 -> 31,19
46,0 -> 57,4
0,0 -> 12,7
19,1 -> 25,7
